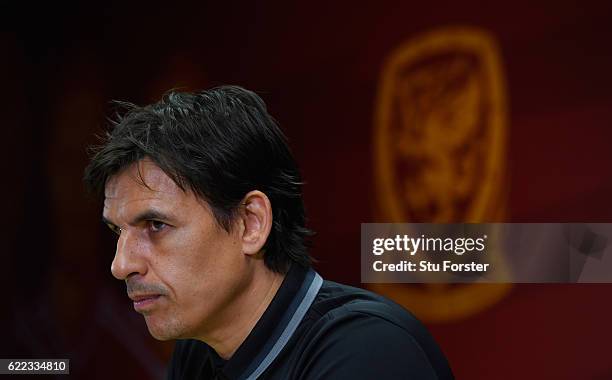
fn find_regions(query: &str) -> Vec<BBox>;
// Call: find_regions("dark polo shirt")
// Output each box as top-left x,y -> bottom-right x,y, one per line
167,264 -> 453,379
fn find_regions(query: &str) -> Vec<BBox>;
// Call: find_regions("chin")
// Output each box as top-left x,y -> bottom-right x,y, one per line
144,315 -> 186,341
147,328 -> 173,341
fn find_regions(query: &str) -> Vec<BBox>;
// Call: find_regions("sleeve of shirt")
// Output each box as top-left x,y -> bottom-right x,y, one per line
297,308 -> 451,380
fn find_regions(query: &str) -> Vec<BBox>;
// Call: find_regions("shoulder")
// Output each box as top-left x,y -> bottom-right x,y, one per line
295,281 -> 453,380
310,280 -> 428,336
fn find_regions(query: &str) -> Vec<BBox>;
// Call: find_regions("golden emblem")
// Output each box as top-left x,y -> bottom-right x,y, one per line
370,27 -> 512,322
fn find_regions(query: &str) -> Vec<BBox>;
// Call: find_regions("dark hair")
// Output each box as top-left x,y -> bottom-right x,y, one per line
84,85 -> 312,273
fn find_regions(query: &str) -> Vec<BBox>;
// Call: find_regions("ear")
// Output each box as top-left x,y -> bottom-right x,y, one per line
239,190 -> 273,256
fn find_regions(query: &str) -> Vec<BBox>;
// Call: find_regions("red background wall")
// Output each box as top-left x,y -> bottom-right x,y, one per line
3,1 -> 612,378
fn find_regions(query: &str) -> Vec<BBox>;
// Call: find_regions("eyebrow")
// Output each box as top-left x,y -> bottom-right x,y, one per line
103,209 -> 174,228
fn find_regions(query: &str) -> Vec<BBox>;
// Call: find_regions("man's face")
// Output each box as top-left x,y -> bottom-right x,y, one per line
103,159 -> 247,340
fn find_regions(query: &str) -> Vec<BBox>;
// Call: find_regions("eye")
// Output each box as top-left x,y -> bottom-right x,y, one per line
149,220 -> 167,233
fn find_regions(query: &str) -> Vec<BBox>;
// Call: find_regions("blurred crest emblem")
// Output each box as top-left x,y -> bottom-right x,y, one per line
370,27 -> 512,322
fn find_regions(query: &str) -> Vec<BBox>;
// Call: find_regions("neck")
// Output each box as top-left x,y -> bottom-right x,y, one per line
198,264 -> 286,360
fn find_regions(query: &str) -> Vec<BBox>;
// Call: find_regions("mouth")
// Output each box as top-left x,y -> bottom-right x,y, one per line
129,294 -> 162,312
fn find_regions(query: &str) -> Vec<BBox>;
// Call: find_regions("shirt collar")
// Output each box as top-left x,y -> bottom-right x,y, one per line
220,263 -> 318,379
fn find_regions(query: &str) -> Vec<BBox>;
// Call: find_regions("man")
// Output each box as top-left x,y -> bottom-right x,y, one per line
84,86 -> 454,379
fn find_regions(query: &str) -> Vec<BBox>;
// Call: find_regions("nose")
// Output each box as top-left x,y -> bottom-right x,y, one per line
111,229 -> 147,280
